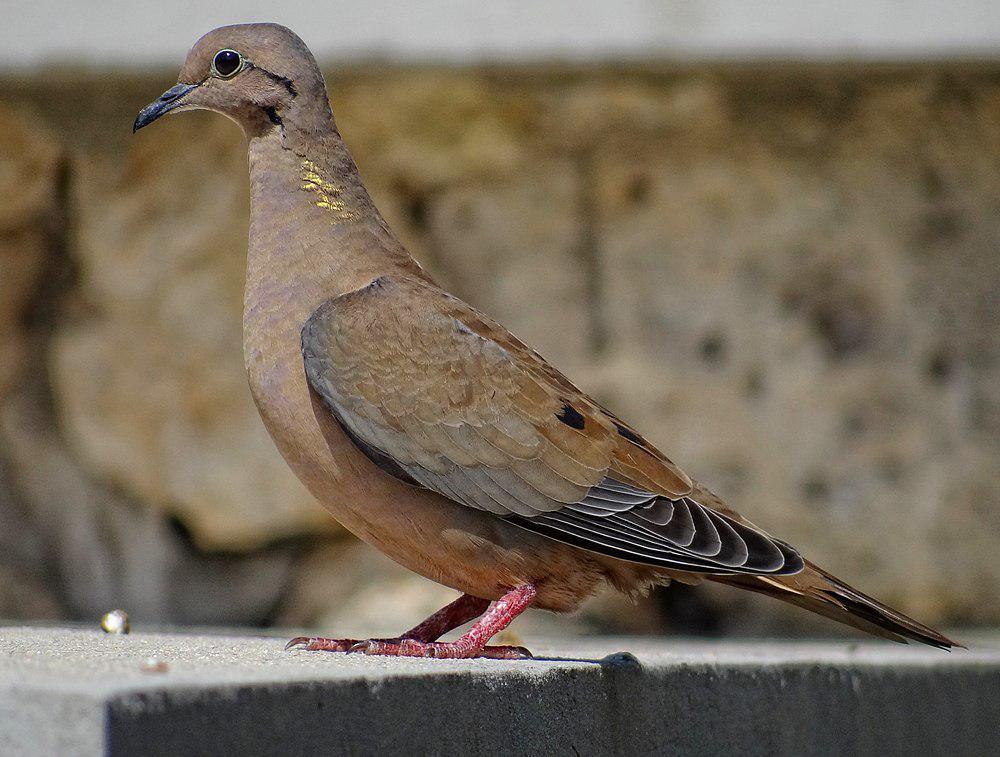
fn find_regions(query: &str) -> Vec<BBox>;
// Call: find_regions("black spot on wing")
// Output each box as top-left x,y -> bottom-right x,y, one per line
613,421 -> 646,447
556,402 -> 586,430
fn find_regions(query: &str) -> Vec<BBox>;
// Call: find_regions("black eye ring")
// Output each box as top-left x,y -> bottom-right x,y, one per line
211,49 -> 244,79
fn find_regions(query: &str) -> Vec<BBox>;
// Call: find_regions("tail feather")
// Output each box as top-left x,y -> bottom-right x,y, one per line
713,560 -> 961,649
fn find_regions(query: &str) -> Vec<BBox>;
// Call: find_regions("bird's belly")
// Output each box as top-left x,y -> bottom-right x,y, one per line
243,338 -> 612,610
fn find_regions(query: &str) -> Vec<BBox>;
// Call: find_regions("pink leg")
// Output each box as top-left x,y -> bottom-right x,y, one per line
352,584 -> 537,659
286,586 -> 536,660
401,593 -> 490,642
286,593 -> 490,652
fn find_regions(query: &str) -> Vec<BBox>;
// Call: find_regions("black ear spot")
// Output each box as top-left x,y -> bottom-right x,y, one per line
556,403 -> 586,430
263,106 -> 282,126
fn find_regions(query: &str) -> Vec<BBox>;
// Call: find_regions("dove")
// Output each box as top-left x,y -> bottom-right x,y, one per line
133,23 -> 957,658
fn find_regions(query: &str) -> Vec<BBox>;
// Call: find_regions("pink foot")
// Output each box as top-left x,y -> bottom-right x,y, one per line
284,636 -> 531,659
349,638 -> 532,659
285,585 -> 537,661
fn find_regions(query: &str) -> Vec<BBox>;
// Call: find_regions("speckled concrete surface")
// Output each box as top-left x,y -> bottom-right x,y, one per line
1,626 -> 998,756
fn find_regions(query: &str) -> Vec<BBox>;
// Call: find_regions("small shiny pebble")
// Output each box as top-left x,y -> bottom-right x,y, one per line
100,609 -> 130,634
141,657 -> 169,674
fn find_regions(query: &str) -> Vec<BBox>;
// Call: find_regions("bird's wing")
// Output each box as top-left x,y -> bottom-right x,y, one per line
302,275 -> 802,576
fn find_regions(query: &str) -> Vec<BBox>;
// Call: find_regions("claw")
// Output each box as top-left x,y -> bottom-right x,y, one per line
284,636 -> 361,652
482,645 -> 533,660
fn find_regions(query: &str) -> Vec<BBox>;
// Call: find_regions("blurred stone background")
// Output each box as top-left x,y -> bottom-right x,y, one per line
1,3 -> 999,640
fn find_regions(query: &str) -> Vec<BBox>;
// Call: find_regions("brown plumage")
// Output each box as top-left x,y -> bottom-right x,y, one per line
134,23 -> 958,656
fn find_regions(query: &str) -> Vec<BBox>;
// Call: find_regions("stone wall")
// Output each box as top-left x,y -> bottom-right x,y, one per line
0,63 -> 998,637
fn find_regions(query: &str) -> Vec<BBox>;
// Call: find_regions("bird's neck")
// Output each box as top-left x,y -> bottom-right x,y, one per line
244,115 -> 432,312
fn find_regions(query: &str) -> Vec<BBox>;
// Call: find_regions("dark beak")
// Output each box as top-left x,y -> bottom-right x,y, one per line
133,82 -> 199,132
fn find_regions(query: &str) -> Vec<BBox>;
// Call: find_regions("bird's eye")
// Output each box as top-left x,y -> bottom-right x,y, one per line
211,49 -> 243,79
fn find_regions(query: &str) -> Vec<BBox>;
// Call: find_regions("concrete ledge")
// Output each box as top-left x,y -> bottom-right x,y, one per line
1,627 -> 997,756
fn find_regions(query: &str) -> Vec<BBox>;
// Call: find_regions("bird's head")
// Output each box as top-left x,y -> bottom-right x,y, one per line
133,23 -> 330,137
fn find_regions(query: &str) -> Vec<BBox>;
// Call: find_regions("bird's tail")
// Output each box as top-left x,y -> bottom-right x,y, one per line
712,559 -> 961,649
